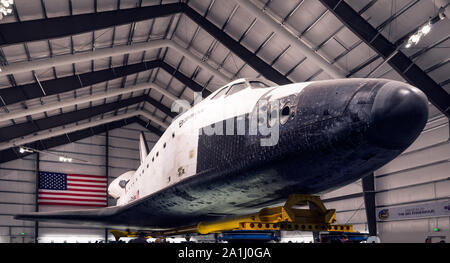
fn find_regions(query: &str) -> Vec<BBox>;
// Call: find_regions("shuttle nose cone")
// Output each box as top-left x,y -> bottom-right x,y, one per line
368,81 -> 428,149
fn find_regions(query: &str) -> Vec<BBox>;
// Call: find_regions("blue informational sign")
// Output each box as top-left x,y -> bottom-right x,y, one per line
376,201 -> 450,221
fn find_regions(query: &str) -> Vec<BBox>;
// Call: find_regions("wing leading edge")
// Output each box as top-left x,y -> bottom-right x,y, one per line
14,206 -> 124,228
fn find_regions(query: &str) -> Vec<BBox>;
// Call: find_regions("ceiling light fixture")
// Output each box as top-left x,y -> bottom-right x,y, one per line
17,146 -> 88,163
0,0 -> 13,20
59,156 -> 73,163
420,24 -> 431,35
409,34 -> 421,44
19,146 -> 34,154
405,21 -> 433,48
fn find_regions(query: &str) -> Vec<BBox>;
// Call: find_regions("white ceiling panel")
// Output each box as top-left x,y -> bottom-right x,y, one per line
1,43 -> 28,63
26,40 -> 50,60
239,20 -> 272,54
428,62 -> 450,85
351,56 -> 383,79
73,60 -> 93,75
43,0 -> 71,18
288,58 -> 321,82
119,0 -> 142,9
113,24 -> 133,46
205,0 -> 237,29
335,41 -> 375,73
262,0 -> 303,21
14,0 -> 46,21
257,34 -> 290,66
222,7 -> 257,42
34,67 -> 55,81
287,0 -> 328,35
6,71 -> 34,86
271,48 -> 299,78
150,16 -> 174,39
70,0 -> 95,15
49,37 -> 72,56
303,12 -> 343,48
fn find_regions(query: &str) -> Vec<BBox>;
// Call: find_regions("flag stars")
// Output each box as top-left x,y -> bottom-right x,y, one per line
39,172 -> 67,190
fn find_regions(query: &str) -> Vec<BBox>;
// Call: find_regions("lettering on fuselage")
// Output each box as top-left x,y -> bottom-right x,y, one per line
179,108 -> 205,128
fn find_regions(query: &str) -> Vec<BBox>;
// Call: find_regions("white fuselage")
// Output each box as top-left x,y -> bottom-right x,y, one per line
109,78 -> 311,206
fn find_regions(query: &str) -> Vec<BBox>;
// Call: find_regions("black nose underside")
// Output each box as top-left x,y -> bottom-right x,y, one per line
367,81 -> 429,149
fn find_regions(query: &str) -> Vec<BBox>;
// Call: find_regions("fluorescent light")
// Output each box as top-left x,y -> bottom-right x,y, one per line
0,0 -> 12,20
1,0 -> 12,6
18,146 -> 33,154
409,34 -> 420,44
405,21 -> 434,49
421,24 -> 431,35
59,156 -> 73,162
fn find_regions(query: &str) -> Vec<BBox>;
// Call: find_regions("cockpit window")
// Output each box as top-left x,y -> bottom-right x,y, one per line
249,81 -> 270,88
226,82 -> 247,96
210,86 -> 228,100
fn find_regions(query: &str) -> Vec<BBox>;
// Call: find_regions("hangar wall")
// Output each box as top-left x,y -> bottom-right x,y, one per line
0,123 -> 158,243
374,106 -> 450,243
322,180 -> 367,233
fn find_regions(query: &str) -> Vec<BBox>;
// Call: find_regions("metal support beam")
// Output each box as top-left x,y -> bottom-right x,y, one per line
158,61 -> 209,96
0,81 -> 175,123
0,60 -> 158,105
135,117 -> 164,136
235,0 -> 345,79
0,117 -> 141,164
34,152 -> 39,244
0,40 -> 230,86
0,3 -> 289,85
0,110 -> 166,151
319,0 -> 450,117
0,3 -> 182,46
183,4 -> 291,85
105,129 -> 109,243
0,95 -> 172,142
362,173 -> 377,236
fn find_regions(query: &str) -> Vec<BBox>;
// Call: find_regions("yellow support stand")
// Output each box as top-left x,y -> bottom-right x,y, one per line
110,194 -> 353,239
110,230 -> 152,241
196,194 -> 353,234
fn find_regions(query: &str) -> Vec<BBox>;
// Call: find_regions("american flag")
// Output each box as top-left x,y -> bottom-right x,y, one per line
38,171 -> 107,207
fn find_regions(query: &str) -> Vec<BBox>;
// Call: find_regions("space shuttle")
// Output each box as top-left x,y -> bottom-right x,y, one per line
15,78 -> 429,231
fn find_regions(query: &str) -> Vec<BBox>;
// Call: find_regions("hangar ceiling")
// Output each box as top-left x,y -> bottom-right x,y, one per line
0,0 -> 449,163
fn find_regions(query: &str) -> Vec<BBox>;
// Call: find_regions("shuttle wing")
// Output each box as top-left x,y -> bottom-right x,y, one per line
14,205 -> 127,228
13,198 -> 169,230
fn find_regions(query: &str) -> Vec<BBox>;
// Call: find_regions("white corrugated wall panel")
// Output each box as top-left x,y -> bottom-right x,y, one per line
374,108 -> 449,242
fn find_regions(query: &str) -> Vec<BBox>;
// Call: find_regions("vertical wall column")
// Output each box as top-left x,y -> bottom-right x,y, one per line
104,130 -> 109,243
362,173 -> 377,236
34,152 -> 40,243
